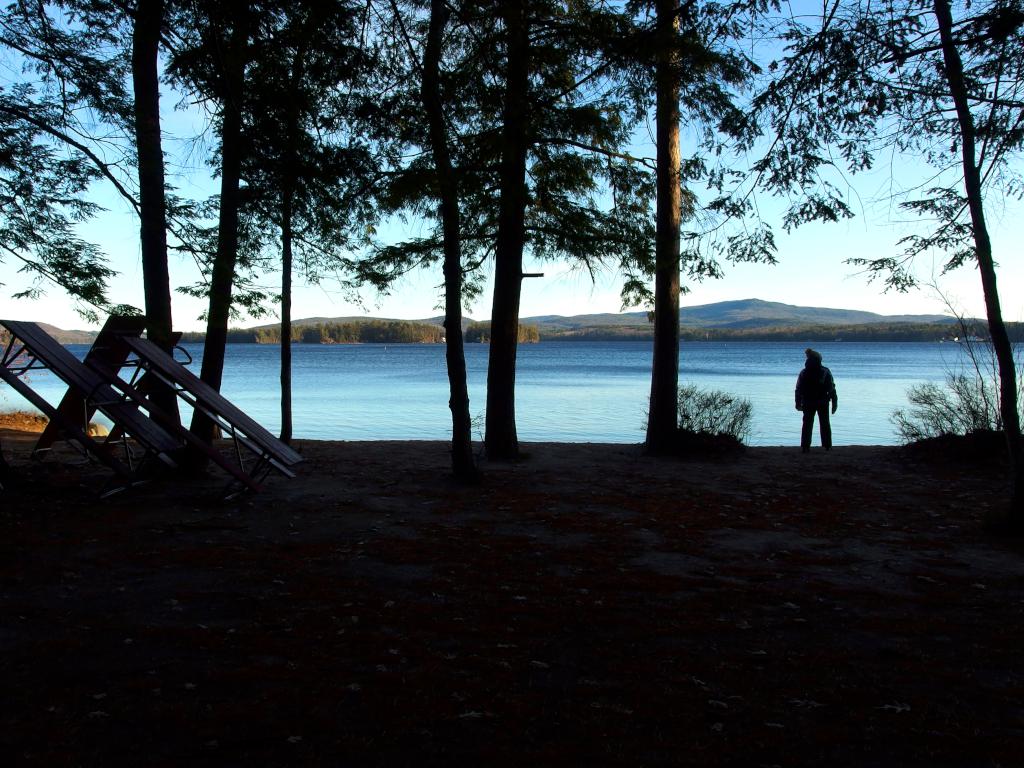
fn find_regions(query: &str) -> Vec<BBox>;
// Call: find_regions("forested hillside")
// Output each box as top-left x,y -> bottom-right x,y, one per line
464,322 -> 540,344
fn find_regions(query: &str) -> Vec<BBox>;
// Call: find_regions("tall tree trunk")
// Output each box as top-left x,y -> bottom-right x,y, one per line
277,14 -> 315,447
646,0 -> 682,454
132,0 -> 178,419
423,0 -> 478,482
933,0 -> 1022,528
485,0 -> 530,460
279,183 -> 293,444
191,6 -> 247,445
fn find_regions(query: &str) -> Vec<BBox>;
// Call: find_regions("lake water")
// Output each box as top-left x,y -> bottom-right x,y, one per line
0,340 -> 993,446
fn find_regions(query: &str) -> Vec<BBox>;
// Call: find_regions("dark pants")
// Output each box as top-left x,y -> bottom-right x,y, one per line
801,404 -> 832,451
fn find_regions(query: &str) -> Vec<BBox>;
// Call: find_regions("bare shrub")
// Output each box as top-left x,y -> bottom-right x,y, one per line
892,374 -> 999,443
677,384 -> 753,444
893,291 -> 1020,444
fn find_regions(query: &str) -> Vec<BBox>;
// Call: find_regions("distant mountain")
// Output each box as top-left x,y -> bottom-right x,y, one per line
0,322 -> 102,344
521,298 -> 953,332
37,323 -> 98,344
678,298 -> 952,328
523,312 -> 648,330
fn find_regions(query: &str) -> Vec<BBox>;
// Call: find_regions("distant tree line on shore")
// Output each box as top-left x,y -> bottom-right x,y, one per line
464,323 -> 540,344
179,319 -> 446,344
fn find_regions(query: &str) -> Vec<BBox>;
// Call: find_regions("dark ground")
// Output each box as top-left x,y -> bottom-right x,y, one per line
1,425 -> 1022,766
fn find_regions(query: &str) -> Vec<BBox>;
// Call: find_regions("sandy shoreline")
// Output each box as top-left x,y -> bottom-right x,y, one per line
1,428 -> 1022,765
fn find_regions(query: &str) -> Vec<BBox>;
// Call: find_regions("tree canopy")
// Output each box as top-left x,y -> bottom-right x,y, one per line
0,1 -> 137,320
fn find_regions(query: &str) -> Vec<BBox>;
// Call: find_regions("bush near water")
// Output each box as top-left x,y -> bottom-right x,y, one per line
654,384 -> 753,456
677,384 -> 753,443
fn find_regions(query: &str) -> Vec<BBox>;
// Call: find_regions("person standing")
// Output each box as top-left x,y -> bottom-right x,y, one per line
795,348 -> 838,453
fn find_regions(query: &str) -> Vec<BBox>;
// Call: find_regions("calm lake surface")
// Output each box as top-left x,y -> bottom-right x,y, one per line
1,340 -> 990,446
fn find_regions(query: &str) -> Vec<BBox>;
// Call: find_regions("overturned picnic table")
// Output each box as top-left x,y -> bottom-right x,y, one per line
0,318 -> 302,496
0,319 -> 181,493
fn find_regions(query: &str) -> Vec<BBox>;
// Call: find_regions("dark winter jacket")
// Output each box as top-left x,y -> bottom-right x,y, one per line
795,360 -> 838,410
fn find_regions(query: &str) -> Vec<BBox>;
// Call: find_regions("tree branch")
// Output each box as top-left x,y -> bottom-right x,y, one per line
0,102 -> 141,214
534,136 -> 656,169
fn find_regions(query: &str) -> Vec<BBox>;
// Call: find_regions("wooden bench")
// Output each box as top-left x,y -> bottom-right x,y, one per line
0,319 -> 182,491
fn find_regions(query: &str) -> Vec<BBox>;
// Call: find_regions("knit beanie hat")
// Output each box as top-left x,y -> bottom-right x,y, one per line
805,348 -> 822,362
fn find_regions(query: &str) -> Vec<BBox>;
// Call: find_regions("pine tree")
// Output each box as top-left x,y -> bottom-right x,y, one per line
132,0 -> 178,416
617,1 -> 769,453
239,0 -> 377,444
645,0 -> 683,453
422,0 -> 478,480
166,0 -> 253,445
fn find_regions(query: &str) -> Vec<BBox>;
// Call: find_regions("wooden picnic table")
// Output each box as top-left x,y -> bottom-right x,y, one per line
0,319 -> 181,488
